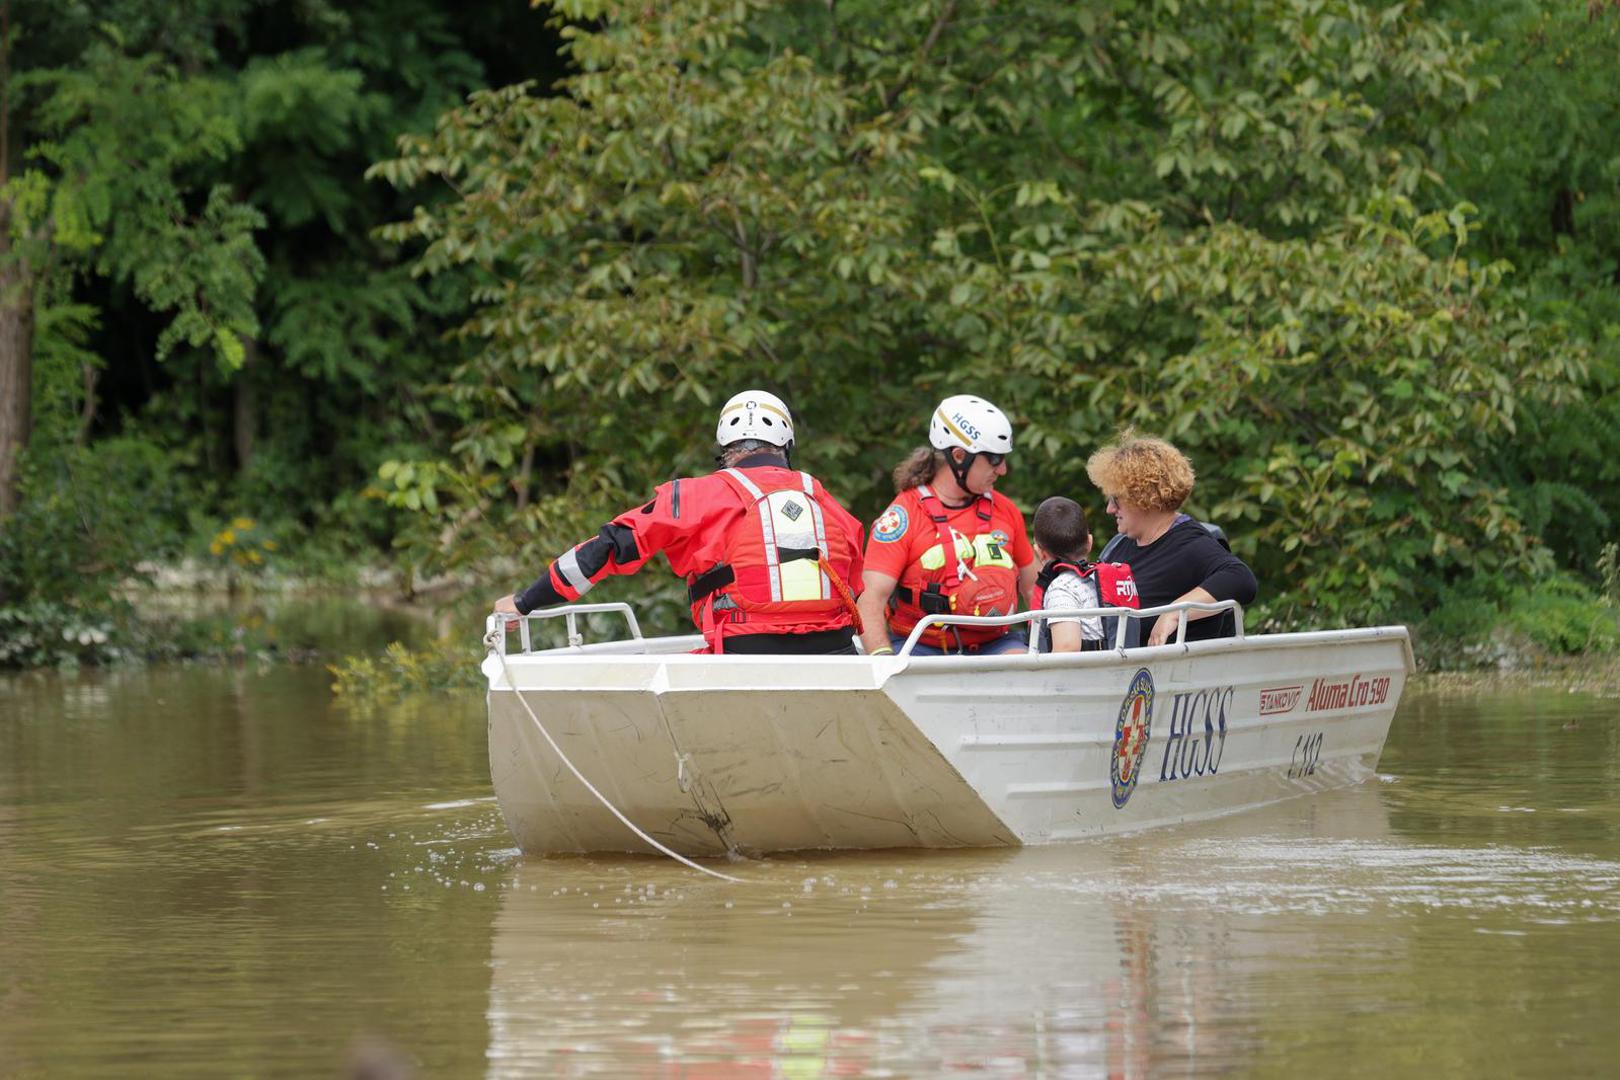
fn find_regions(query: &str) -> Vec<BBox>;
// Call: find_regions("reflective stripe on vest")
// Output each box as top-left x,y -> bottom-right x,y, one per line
723,468 -> 831,603
801,472 -> 833,599
724,468 -> 779,600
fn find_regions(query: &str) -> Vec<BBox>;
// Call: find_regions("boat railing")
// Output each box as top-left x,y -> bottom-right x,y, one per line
896,599 -> 1245,658
487,598 -> 1244,659
487,602 -> 653,655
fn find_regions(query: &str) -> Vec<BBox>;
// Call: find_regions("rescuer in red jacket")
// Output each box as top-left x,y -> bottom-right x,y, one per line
493,390 -> 866,655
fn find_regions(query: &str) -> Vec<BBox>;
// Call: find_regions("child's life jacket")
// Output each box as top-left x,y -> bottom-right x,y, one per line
1031,558 -> 1141,652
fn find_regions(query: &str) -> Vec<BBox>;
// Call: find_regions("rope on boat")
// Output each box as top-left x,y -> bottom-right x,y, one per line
484,630 -> 745,884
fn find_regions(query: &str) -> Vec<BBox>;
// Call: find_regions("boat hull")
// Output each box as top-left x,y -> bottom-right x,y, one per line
486,627 -> 1412,856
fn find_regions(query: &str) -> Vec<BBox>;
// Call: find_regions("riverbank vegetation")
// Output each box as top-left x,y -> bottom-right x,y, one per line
3,1 -> 1618,673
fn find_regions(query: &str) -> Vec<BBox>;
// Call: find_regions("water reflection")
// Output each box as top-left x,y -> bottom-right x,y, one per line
485,786 -> 1402,1077
486,752 -> 1620,1079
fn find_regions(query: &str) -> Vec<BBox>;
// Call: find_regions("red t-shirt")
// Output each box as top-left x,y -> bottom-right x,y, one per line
865,487 -> 1033,645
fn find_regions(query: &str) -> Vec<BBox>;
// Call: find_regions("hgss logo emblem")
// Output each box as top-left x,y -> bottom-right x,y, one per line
1111,668 -> 1155,809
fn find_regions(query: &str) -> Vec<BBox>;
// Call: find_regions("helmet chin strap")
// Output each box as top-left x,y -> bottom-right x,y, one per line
946,447 -> 975,493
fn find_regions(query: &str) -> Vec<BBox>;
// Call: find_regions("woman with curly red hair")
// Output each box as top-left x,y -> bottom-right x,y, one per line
1086,431 -> 1257,646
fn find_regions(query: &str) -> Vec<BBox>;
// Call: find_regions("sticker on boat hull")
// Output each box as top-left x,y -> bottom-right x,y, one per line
1111,668 -> 1155,809
1259,685 -> 1302,716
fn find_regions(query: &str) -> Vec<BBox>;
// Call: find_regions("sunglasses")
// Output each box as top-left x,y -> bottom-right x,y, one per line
978,452 -> 1006,468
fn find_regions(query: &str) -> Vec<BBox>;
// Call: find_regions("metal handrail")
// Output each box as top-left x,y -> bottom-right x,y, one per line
485,598 -> 1244,660
896,599 -> 1245,658
487,602 -> 646,655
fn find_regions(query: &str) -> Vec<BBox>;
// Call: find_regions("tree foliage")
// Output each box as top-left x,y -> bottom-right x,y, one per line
1,0 -> 1613,668
376,0 -> 1587,629
19,38 -> 267,366
1,0 -> 538,618
1433,0 -> 1620,573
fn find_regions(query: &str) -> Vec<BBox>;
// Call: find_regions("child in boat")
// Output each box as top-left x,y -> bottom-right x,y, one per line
1030,497 -> 1105,653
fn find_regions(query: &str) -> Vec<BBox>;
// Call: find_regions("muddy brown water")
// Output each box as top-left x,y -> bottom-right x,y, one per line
2,666 -> 1616,1077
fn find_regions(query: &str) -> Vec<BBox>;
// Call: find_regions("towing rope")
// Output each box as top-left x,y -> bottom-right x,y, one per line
484,630 -> 745,883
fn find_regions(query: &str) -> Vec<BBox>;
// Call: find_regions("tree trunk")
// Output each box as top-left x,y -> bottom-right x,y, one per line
1552,186 -> 1576,237
77,362 -> 98,447
233,335 -> 257,476
0,258 -> 34,521
1,1 -> 27,520
516,440 -> 535,511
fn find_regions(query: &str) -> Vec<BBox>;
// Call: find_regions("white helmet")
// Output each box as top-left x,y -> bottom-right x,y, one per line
929,394 -> 1013,456
716,389 -> 795,448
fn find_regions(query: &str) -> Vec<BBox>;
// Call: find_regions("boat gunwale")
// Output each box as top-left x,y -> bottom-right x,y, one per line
891,624 -> 1415,675
488,624 -> 1416,681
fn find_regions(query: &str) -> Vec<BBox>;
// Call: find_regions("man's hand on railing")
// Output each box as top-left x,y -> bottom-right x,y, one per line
494,594 -> 522,633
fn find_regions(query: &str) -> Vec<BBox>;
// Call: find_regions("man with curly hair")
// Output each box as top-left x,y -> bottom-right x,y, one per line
1086,431 -> 1257,646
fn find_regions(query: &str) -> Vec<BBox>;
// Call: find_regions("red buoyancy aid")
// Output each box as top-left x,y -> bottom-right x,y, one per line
687,468 -> 863,653
1032,559 -> 1142,651
887,486 -> 1022,649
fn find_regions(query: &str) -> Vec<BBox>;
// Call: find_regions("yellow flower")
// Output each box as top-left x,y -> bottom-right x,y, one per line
217,529 -> 236,546
262,539 -> 278,552
232,517 -> 255,531
209,540 -> 224,556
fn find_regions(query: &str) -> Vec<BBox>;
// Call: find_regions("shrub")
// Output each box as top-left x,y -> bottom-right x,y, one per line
0,439 -> 191,601
1601,542 -> 1620,606
0,601 -> 126,668
1417,572 -> 1619,669
329,639 -> 483,697
1504,575 -> 1620,656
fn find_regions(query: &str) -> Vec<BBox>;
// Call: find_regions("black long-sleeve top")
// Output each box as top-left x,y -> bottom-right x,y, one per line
1104,517 -> 1258,642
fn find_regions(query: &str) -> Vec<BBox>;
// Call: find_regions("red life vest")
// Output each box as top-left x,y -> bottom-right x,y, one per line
687,468 -> 863,653
1032,558 -> 1141,651
887,485 -> 1022,649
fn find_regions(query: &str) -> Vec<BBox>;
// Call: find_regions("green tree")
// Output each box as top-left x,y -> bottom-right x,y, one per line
370,0 -> 922,587
2,0 -> 535,554
217,4 -> 491,492
0,0 -> 558,667
1,3 -> 265,518
1432,0 -> 1620,573
377,0 -> 1586,629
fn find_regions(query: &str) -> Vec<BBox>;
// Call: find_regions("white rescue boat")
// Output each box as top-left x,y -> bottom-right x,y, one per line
482,602 -> 1412,857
